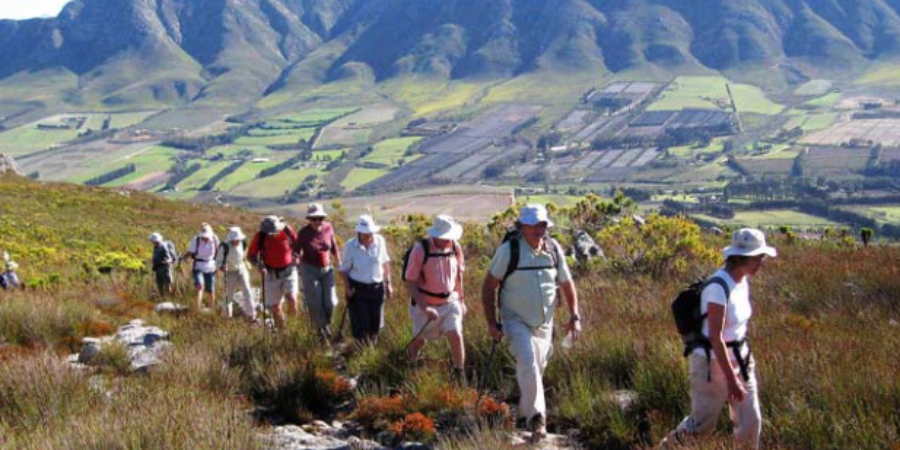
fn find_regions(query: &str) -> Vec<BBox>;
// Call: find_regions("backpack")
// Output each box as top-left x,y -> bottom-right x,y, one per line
164,240 -> 179,262
401,238 -> 460,283
255,226 -> 295,267
671,276 -> 730,357
498,229 -> 562,294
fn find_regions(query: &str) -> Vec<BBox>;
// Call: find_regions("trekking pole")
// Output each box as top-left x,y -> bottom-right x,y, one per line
474,326 -> 502,417
332,302 -> 349,345
403,316 -> 434,357
221,268 -> 230,318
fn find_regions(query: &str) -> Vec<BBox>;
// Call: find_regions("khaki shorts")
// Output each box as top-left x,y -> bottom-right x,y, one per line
408,293 -> 463,341
263,267 -> 299,307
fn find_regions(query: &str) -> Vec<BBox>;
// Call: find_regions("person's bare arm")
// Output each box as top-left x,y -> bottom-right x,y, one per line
559,280 -> 581,340
481,274 -> 503,338
708,303 -> 746,402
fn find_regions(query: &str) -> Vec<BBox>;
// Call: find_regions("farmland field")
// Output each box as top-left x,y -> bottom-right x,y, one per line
361,137 -> 423,168
342,168 -> 388,191
784,112 -> 838,131
648,77 -> 783,115
229,167 -> 321,198
802,119 -> 900,147
802,147 -> 870,178
0,124 -> 81,155
842,206 -> 900,225
235,128 -> 315,146
735,157 -> 795,177
794,79 -> 833,96
69,145 -> 179,187
315,104 -> 399,148
694,209 -> 839,228
214,161 -> 279,191
666,160 -> 738,183
803,92 -> 841,110
173,160 -> 233,192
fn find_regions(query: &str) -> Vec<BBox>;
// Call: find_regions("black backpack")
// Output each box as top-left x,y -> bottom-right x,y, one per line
401,238 -> 460,283
498,229 -> 562,294
671,276 -> 730,357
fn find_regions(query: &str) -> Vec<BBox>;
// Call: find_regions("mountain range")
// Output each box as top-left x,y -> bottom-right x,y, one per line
2,0 -> 900,122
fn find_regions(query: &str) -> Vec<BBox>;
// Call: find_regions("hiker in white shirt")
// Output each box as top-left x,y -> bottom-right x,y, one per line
216,227 -> 257,322
186,223 -> 220,311
664,228 -> 777,450
339,215 -> 393,344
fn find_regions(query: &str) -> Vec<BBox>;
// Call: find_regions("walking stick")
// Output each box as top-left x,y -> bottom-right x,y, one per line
403,316 -> 434,357
332,301 -> 349,344
475,327 -> 502,416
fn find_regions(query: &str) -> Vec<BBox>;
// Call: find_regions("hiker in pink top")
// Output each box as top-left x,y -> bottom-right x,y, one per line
404,214 -> 466,380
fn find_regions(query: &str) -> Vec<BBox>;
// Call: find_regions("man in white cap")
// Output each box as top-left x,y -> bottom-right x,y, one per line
481,204 -> 579,442
185,223 -> 220,311
216,226 -> 257,322
339,215 -> 393,344
404,214 -> 467,379
664,228 -> 776,450
149,232 -> 176,296
248,216 -> 299,329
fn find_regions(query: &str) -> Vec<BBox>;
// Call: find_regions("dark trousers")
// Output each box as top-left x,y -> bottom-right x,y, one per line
348,279 -> 385,342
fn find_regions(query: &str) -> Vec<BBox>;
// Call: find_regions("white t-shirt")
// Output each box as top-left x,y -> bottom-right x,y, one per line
696,268 -> 752,360
188,235 -> 220,274
339,234 -> 390,284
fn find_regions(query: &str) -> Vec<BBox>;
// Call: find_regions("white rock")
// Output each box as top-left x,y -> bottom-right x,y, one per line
155,302 -> 188,315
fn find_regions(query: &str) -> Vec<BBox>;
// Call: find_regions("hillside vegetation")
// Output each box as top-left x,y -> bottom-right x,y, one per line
0,176 -> 898,449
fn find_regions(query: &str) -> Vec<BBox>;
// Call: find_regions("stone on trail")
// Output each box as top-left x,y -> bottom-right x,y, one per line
262,424 -> 386,450
510,432 -> 575,450
155,302 -> 188,315
70,319 -> 172,373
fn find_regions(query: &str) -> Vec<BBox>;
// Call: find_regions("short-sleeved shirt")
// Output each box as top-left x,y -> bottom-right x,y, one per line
295,222 -> 338,268
340,235 -> 391,284
247,227 -> 297,270
188,235 -> 220,274
404,238 -> 464,305
697,269 -> 752,359
489,238 -> 572,328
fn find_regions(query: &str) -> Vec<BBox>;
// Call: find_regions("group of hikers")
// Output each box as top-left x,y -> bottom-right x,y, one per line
145,202 -> 774,448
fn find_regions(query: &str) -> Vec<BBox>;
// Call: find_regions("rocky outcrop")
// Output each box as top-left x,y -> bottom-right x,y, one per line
70,319 -> 171,372
0,154 -> 22,176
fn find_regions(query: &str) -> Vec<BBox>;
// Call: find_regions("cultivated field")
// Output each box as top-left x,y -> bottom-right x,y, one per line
314,104 -> 399,149
694,209 -> 840,228
801,146 -> 871,178
802,118 -> 900,147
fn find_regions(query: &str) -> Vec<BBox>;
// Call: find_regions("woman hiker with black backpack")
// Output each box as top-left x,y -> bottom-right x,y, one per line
662,228 -> 777,450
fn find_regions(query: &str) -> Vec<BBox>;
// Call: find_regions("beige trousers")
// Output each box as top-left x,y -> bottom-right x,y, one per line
667,353 -> 762,450
503,316 -> 553,421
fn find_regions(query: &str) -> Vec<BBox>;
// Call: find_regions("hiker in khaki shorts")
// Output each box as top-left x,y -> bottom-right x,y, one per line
481,204 -> 580,442
404,215 -> 467,380
247,216 -> 299,329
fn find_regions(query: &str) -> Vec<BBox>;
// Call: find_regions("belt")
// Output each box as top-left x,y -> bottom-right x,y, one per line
349,278 -> 384,290
266,265 -> 294,278
411,288 -> 454,307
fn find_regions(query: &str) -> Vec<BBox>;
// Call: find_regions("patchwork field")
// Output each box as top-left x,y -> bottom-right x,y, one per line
314,104 -> 399,149
229,167 -> 321,198
648,76 -> 783,115
803,118 -> 900,147
842,206 -> 900,225
342,167 -> 389,191
0,111 -> 158,155
694,209 -> 840,228
801,147 -> 870,178
69,145 -> 180,188
360,137 -> 423,168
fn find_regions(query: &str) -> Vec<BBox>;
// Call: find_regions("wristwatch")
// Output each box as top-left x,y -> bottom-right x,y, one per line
571,313 -> 581,322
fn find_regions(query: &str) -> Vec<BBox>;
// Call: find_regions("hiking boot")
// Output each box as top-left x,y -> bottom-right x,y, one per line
529,413 -> 547,443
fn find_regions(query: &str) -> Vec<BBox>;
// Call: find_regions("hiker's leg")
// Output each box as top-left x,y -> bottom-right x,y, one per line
322,268 -> 338,327
505,317 -> 547,421
237,269 -> 256,320
730,359 -> 762,450
283,267 -> 299,317
447,330 -> 465,370
192,271 -> 204,309
264,273 -> 286,328
668,353 -> 729,445
407,304 -> 437,361
204,272 -> 216,309
348,290 -> 367,341
368,284 -> 386,342
269,301 -> 285,329
443,299 -> 466,369
300,264 -> 320,321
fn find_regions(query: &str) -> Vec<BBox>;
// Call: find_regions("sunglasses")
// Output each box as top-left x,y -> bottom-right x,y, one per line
308,217 -> 324,222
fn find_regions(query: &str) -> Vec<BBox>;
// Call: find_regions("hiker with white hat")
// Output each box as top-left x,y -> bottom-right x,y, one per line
403,214 -> 467,379
248,216 -> 299,329
185,223 -> 221,310
481,204 -> 578,442
339,214 -> 393,344
0,250 -> 21,291
148,232 -> 177,296
663,228 -> 776,450
295,203 -> 342,342
216,226 -> 257,322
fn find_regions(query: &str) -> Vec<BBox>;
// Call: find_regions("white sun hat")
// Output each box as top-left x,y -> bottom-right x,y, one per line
354,215 -> 381,234
199,223 -> 214,238
518,204 -> 554,228
723,228 -> 778,259
225,227 -> 246,241
148,232 -> 163,243
306,203 -> 328,218
427,214 -> 463,241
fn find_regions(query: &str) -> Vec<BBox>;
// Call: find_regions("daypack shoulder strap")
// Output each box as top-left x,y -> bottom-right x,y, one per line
705,276 -> 731,305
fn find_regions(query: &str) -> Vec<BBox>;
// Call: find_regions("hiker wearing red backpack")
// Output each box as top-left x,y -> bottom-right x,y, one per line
481,204 -> 579,443
248,216 -> 299,329
295,203 -> 342,342
663,228 -> 776,450
403,215 -> 467,380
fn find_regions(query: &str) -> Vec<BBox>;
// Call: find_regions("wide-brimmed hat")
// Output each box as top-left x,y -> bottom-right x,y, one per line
518,204 -> 554,227
355,215 -> 381,234
723,228 -> 778,259
306,203 -> 328,218
6,261 -> 18,271
427,215 -> 463,241
198,223 -> 214,239
260,216 -> 286,234
149,232 -> 163,243
225,227 -> 246,242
